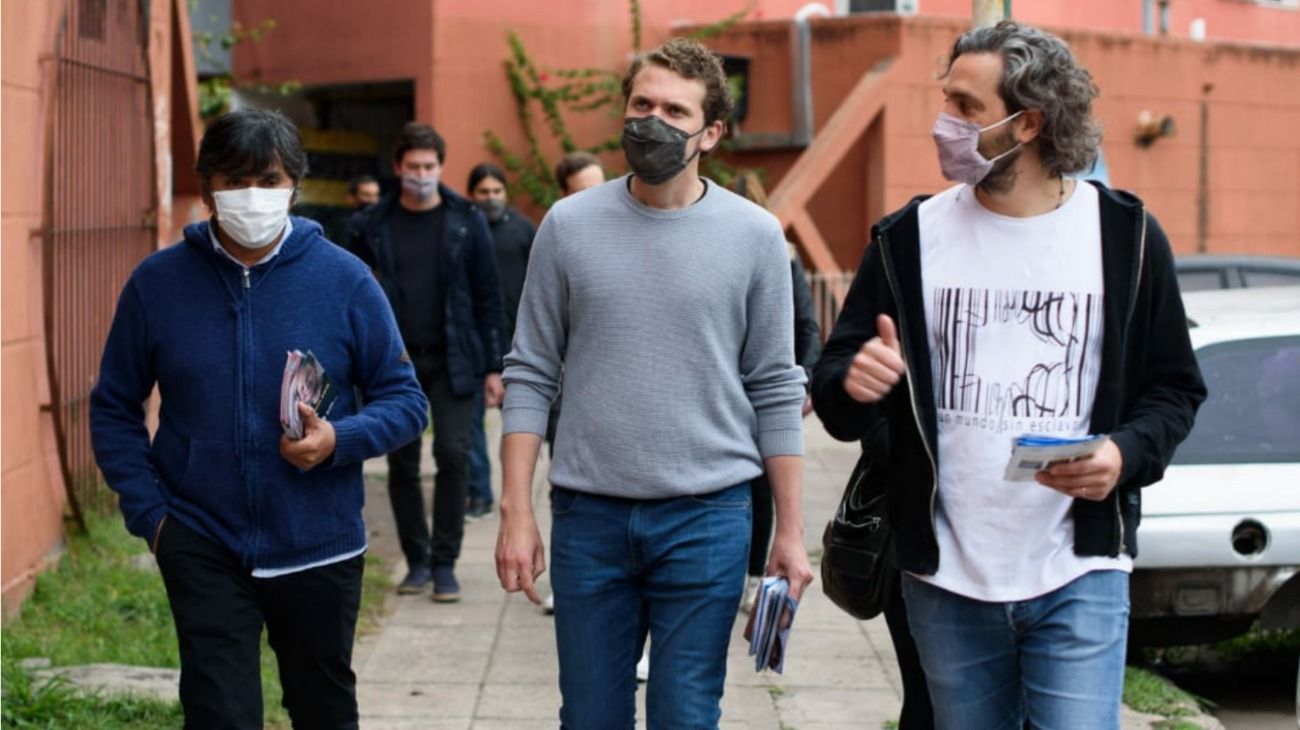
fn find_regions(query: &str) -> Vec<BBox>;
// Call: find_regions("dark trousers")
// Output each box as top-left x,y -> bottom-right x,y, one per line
747,474 -> 775,576
154,519 -> 363,730
884,572 -> 935,730
386,352 -> 477,569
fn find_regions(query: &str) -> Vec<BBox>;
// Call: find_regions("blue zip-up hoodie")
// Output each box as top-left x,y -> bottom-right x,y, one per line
90,217 -> 428,570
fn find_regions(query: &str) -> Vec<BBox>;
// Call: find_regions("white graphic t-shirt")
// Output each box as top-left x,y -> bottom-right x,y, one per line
915,182 -> 1131,602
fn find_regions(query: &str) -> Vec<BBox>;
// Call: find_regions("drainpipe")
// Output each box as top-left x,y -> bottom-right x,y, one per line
785,3 -> 826,148
973,0 -> 1004,28
791,4 -> 828,147
733,5 -> 823,150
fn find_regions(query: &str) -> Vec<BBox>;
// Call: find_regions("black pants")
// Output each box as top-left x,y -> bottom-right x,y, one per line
155,519 -> 363,730
884,572 -> 935,730
386,352 -> 477,569
747,474 -> 774,576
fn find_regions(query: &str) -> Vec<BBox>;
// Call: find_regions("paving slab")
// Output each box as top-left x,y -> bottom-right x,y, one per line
354,411 -> 1163,729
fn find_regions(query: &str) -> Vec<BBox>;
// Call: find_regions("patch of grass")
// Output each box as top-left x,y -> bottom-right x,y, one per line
2,511 -> 391,729
766,684 -> 786,699
1,652 -> 184,728
3,514 -> 177,668
882,720 -> 900,729
1204,626 -> 1298,662
1123,666 -> 1205,719
358,553 -> 394,635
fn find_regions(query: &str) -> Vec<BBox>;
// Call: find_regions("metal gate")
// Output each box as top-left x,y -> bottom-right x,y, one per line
44,0 -> 156,515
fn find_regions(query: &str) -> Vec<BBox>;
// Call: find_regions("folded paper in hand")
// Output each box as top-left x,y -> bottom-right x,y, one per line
280,349 -> 338,440
744,576 -> 799,674
1003,433 -> 1107,481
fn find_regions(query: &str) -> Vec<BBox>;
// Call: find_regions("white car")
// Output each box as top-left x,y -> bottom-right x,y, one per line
1130,287 -> 1300,647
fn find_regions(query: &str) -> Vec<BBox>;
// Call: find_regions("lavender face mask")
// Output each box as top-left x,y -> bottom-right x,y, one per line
932,110 -> 1023,186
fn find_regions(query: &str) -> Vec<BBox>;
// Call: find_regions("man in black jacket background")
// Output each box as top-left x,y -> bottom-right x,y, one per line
464,162 -> 537,519
812,21 -> 1205,730
349,122 -> 506,602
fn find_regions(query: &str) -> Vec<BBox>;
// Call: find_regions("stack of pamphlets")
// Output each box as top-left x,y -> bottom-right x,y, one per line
745,576 -> 799,674
279,349 -> 338,440
1003,433 -> 1108,481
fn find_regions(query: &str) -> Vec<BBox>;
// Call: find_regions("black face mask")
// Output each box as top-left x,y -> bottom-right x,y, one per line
621,115 -> 706,186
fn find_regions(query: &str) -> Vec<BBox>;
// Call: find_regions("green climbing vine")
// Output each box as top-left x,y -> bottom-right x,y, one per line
192,12 -> 300,121
484,1 -> 756,210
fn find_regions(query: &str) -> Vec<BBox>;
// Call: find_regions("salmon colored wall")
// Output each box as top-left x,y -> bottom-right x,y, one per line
2,0 -> 189,614
717,15 -> 1300,268
230,3 -> 1298,262
232,0 -> 435,121
2,0 -> 70,613
232,0 -> 810,211
920,0 -> 1300,48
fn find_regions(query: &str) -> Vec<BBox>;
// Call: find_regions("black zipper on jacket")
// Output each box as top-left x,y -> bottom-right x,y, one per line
877,231 -> 940,547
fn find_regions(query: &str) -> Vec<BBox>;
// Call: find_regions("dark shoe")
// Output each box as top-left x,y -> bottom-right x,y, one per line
432,565 -> 461,603
465,497 -> 492,520
396,565 -> 433,595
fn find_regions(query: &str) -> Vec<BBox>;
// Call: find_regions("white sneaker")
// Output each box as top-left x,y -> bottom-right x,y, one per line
740,575 -> 762,614
636,646 -> 650,683
542,592 -> 555,615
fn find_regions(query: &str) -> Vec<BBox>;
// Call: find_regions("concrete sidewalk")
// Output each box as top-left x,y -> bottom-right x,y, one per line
352,413 -> 1166,729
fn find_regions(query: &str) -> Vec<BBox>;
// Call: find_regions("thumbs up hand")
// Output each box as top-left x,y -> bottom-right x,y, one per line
280,401 -> 338,470
843,314 -> 907,404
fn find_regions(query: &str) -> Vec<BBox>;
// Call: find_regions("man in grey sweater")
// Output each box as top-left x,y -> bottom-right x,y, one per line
495,38 -> 814,728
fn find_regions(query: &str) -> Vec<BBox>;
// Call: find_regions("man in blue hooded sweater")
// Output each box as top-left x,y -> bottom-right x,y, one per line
90,108 -> 428,729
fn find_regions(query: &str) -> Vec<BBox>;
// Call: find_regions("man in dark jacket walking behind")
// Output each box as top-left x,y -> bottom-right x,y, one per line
91,109 -> 429,728
812,21 -> 1205,729
463,162 -> 537,519
349,122 -> 507,602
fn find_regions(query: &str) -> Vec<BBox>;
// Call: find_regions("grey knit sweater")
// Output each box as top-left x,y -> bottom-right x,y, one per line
501,177 -> 806,499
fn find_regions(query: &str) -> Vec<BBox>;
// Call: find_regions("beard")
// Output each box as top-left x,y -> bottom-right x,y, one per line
976,127 -> 1022,194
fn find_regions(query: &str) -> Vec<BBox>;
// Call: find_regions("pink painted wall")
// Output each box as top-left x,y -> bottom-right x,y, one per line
2,0 -> 70,613
916,0 -> 1300,47
232,0 -> 811,203
2,0 -> 195,613
713,14 -> 1300,268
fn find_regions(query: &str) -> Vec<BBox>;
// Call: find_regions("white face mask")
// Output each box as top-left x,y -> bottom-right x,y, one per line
213,187 -> 293,249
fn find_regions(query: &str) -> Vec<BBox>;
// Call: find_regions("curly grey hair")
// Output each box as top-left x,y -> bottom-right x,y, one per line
946,21 -> 1101,177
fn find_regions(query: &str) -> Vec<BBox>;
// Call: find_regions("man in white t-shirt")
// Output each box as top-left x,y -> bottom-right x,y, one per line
812,21 -> 1206,729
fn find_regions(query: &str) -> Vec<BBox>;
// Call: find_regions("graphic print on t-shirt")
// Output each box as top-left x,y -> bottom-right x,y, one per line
931,287 -> 1103,436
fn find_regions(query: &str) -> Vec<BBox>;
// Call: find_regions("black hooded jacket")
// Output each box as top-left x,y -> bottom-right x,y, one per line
812,182 -> 1206,576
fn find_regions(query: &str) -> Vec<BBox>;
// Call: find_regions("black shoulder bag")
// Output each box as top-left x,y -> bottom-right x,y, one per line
820,429 -> 895,620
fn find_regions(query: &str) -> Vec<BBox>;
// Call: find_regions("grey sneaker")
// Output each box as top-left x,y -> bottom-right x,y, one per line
432,565 -> 461,603
396,565 -> 433,595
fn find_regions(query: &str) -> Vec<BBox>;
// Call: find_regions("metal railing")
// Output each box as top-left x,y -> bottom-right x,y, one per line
806,271 -> 855,343
44,0 -> 156,516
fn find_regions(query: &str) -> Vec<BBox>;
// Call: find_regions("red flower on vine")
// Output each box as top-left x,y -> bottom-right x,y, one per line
538,71 -> 550,83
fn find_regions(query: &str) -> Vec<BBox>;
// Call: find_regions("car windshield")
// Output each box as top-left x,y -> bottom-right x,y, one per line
1172,335 -> 1300,465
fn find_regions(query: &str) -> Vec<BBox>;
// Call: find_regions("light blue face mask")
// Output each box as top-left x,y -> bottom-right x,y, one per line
931,110 -> 1023,186
402,174 -> 438,200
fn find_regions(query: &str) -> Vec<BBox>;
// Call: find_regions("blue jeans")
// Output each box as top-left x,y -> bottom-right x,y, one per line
550,483 -> 751,730
467,390 -> 491,505
901,569 -> 1130,730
